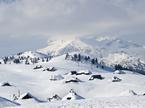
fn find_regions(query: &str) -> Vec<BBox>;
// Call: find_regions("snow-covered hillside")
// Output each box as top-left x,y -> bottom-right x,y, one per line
12,96 -> 145,108
1,55 -> 145,108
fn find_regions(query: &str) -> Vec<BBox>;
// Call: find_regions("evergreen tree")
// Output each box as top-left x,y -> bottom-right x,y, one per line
91,59 -> 95,64
46,57 -> 49,62
84,56 -> 88,61
87,56 -> 90,60
13,59 -> 20,64
3,57 -> 8,64
31,58 -> 38,64
73,54 -> 78,61
115,64 -> 123,70
42,58 -> 45,62
78,54 -> 81,61
95,58 -> 98,64
65,53 -> 69,60
25,58 -> 29,65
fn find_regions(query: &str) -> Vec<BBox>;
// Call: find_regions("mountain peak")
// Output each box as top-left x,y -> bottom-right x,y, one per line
38,36 -> 144,58
38,37 -> 93,56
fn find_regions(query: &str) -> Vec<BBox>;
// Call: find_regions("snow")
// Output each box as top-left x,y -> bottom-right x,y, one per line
64,77 -> 82,83
77,70 -> 92,74
102,52 -> 145,74
1,36 -> 145,107
10,96 -> 145,108
104,53 -> 130,64
50,74 -> 64,81
36,36 -> 145,74
0,97 -> 20,108
18,51 -> 48,58
62,89 -> 85,101
2,35 -> 144,73
38,39 -> 94,56
114,70 -> 126,74
1,54 -> 145,108
119,90 -> 138,96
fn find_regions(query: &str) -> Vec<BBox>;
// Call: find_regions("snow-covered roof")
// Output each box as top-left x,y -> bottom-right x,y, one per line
62,90 -> 84,101
65,77 -> 81,83
78,70 -> 91,74
50,74 -> 64,81
114,70 -> 125,74
19,92 -> 43,102
78,70 -> 90,73
0,82 -> 12,87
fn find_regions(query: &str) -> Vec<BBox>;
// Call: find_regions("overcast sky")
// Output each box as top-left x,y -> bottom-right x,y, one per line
0,0 -> 145,57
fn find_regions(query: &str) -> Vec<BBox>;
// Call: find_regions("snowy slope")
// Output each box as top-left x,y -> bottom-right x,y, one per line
1,36 -> 145,108
12,96 -> 145,108
1,55 -> 145,107
0,97 -> 20,108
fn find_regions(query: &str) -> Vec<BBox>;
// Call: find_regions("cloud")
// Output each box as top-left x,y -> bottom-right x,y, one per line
0,0 -> 144,36
0,0 -> 145,56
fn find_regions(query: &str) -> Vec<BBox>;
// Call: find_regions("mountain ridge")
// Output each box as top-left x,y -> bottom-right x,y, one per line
1,35 -> 145,74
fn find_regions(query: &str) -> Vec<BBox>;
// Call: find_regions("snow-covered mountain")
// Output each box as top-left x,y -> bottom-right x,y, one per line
38,36 -> 145,58
1,36 -> 145,74
37,36 -> 145,74
38,39 -> 94,56
1,35 -> 145,74
102,52 -> 145,74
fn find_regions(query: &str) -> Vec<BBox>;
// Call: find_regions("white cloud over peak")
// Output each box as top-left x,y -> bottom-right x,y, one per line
0,0 -> 145,56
